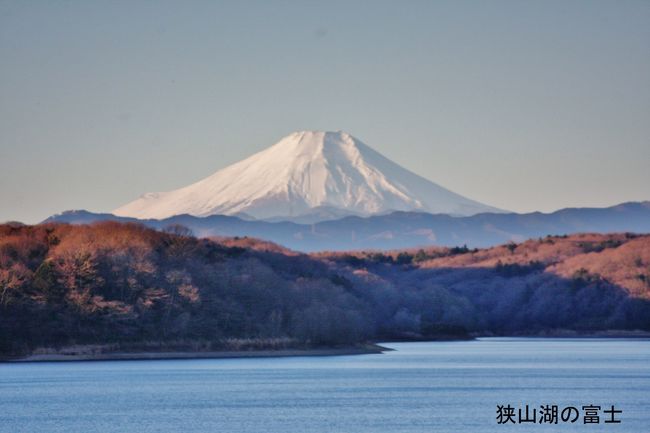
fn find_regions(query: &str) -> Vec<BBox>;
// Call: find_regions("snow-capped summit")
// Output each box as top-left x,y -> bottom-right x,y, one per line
113,131 -> 503,221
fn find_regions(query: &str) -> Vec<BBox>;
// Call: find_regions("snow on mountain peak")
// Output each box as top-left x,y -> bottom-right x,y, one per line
113,130 -> 503,221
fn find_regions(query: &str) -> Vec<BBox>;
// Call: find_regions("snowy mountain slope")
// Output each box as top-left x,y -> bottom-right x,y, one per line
114,131 -> 503,220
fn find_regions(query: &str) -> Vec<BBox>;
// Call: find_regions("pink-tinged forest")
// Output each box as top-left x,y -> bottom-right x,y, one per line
1,222 -> 649,357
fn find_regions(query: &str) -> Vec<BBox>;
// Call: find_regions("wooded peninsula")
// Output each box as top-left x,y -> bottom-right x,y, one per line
1,222 -> 649,360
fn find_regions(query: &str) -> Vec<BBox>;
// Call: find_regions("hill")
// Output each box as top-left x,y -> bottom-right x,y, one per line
1,222 -> 649,357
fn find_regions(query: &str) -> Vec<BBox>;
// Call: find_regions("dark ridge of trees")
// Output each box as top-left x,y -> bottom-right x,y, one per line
325,244 -> 480,267
495,260 -> 545,277
1,222 -> 649,356
577,239 -> 624,253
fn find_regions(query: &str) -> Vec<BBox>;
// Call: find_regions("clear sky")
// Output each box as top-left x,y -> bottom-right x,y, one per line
1,0 -> 648,223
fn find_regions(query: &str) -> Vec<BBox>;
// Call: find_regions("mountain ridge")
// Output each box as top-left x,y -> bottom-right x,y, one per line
45,201 -> 650,252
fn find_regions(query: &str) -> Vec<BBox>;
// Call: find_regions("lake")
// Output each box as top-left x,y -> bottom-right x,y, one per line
1,338 -> 648,432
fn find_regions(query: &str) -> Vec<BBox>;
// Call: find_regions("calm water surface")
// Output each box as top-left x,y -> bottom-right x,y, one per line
1,338 -> 649,432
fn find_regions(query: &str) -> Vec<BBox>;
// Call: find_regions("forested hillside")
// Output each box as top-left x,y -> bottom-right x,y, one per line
320,233 -> 650,334
1,222 -> 649,356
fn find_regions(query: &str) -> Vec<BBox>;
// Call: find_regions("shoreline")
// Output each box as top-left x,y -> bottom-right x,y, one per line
3,344 -> 388,363
4,331 -> 649,363
481,330 -> 650,339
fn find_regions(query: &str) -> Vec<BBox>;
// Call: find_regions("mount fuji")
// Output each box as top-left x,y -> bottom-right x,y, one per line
114,131 -> 503,222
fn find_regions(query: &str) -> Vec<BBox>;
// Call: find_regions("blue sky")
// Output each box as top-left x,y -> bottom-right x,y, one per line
1,0 -> 648,223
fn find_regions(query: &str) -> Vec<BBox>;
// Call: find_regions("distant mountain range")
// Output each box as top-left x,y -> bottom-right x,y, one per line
45,201 -> 650,252
113,130 -> 503,222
